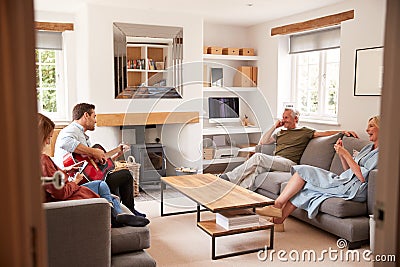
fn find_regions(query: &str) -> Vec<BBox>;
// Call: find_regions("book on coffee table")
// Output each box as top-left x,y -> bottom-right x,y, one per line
216,209 -> 260,230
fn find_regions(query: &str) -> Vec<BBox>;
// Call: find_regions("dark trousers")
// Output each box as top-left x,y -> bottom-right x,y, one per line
105,169 -> 135,212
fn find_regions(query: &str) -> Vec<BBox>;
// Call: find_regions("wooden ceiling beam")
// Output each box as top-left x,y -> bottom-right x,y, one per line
35,22 -> 74,32
271,10 -> 354,36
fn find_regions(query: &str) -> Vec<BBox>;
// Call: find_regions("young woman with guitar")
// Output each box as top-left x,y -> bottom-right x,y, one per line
39,113 -> 149,227
53,103 -> 145,217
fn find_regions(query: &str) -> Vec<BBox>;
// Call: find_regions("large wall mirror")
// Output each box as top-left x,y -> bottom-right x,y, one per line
113,23 -> 183,99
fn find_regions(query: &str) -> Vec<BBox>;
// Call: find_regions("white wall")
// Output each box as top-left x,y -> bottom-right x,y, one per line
35,4 -> 205,172
35,0 -> 386,168
249,0 -> 386,139
203,22 -> 253,48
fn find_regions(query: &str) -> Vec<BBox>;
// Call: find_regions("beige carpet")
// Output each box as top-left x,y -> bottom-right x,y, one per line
136,197 -> 372,267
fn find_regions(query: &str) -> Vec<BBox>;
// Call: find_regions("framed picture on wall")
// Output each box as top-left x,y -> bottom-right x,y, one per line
354,46 -> 384,96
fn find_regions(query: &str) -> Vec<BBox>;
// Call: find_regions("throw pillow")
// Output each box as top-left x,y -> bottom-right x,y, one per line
300,133 -> 343,170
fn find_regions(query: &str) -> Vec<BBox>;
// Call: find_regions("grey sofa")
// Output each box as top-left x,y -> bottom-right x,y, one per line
254,133 -> 376,249
44,198 -> 156,267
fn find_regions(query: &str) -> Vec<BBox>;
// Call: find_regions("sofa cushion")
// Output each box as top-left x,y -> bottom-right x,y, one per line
319,197 -> 368,218
281,182 -> 368,218
291,209 -> 369,242
253,171 -> 291,195
111,226 -> 150,255
299,133 -> 343,170
329,136 -> 371,174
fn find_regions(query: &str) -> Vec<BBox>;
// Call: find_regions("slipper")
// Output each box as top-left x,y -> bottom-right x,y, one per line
256,206 -> 282,218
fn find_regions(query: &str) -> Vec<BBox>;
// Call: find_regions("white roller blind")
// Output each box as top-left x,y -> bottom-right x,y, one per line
289,27 -> 340,54
36,31 -> 62,50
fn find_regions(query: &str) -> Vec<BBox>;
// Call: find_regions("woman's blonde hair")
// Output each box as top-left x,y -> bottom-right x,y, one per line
38,113 -> 55,148
369,115 -> 380,128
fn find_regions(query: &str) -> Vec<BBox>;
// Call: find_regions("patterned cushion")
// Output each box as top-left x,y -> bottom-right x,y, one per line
300,133 -> 343,170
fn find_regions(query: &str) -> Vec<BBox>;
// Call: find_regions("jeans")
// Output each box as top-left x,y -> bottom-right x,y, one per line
82,180 -> 123,214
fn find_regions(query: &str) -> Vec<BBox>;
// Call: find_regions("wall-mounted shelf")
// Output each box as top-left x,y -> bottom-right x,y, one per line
202,126 -> 261,135
203,54 -> 259,61
202,48 -> 261,174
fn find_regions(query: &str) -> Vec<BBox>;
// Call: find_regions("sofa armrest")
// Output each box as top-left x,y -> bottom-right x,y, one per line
43,198 -> 111,267
368,169 -> 378,215
255,144 -> 275,155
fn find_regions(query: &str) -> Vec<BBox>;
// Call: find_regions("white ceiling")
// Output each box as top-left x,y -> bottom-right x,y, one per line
34,0 -> 346,27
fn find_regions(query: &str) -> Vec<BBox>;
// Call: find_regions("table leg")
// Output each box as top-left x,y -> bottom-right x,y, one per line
160,181 -> 165,216
197,204 -> 201,222
210,227 -> 274,260
160,182 -> 206,216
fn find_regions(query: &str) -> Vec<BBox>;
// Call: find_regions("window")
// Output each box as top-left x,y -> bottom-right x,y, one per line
35,31 -> 66,120
290,27 -> 340,121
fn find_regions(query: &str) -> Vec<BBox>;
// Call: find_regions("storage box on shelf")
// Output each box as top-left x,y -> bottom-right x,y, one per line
222,48 -> 239,55
203,148 -> 215,160
239,48 -> 255,56
207,46 -> 223,54
202,54 -> 258,90
233,66 -> 258,87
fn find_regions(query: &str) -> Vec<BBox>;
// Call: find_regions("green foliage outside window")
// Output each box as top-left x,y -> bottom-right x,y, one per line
42,90 -> 57,112
36,49 -> 57,113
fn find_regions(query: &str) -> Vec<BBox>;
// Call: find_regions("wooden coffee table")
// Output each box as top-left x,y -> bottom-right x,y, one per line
160,173 -> 275,260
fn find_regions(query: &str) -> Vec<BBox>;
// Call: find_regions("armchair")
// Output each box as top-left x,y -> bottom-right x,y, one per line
44,198 -> 156,267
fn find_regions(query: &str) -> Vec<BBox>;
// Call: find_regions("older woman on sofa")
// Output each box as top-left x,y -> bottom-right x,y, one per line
38,113 -> 149,227
258,116 -> 380,232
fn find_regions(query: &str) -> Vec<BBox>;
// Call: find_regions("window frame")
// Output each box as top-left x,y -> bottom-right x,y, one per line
36,47 -> 67,120
290,48 -> 340,122
34,22 -> 73,122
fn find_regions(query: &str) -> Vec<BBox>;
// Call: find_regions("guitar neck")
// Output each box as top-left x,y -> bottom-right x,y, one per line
105,146 -> 123,159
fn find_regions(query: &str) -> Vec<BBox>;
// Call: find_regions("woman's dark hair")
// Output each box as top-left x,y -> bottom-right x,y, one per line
38,113 -> 55,147
72,103 -> 95,120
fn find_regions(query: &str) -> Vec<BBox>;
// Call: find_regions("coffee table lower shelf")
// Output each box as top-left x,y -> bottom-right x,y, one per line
197,219 -> 274,260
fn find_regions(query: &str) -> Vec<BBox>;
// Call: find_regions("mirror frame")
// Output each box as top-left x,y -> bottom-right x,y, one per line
113,23 -> 183,99
354,46 -> 384,96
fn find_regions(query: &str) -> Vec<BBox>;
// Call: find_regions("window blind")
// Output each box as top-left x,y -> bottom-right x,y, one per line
36,31 -> 62,50
289,27 -> 340,54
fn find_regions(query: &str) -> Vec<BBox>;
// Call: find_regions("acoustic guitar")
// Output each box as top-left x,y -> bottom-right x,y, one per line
63,144 -> 126,183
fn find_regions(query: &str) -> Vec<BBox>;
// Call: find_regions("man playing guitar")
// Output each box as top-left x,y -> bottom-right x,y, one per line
54,103 -> 146,217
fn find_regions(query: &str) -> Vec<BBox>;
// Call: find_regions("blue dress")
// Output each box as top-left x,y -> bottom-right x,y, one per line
290,143 -> 379,219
